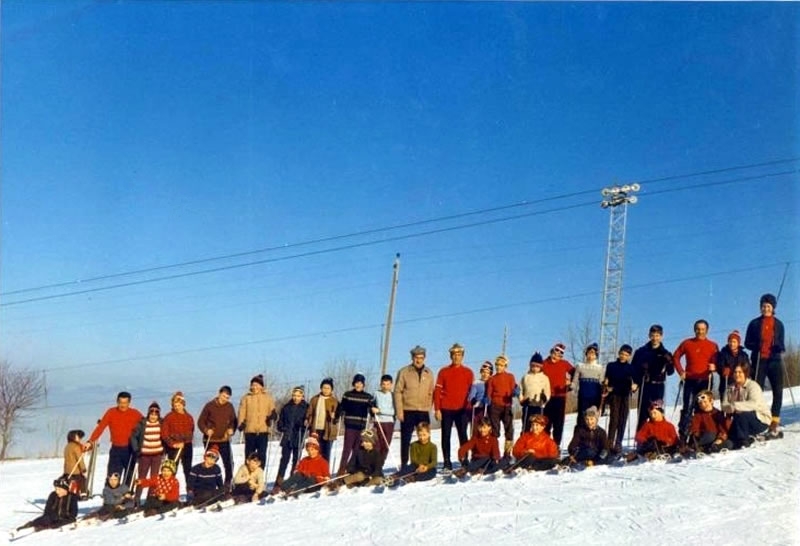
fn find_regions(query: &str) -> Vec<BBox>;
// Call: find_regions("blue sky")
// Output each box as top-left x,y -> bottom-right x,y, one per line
1,2 -> 797,454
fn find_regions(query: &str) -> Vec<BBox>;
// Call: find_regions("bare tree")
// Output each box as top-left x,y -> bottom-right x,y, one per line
0,361 -> 45,460
564,310 -> 598,365
322,357 -> 363,398
47,415 -> 69,458
783,343 -> 799,388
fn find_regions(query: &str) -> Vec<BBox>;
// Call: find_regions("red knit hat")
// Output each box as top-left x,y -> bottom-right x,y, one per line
205,445 -> 220,460
728,330 -> 741,344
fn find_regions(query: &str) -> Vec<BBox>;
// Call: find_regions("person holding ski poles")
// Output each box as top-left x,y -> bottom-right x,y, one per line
434,343 -> 474,472
744,293 -> 786,438
673,320 -> 719,438
632,324 -> 674,431
237,374 -> 277,471
519,352 -> 550,432
198,386 -> 238,490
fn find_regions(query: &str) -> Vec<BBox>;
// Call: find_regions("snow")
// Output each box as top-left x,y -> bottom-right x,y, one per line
2,390 -> 798,546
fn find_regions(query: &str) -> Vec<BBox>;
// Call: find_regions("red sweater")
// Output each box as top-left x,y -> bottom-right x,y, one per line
89,407 -> 144,447
161,411 -> 195,448
635,419 -> 678,447
542,358 -> 575,398
458,434 -> 501,462
673,338 -> 719,380
139,476 -> 180,502
512,431 -> 559,460
690,408 -> 729,441
760,316 -> 775,359
486,372 -> 517,407
434,364 -> 475,411
295,455 -> 331,482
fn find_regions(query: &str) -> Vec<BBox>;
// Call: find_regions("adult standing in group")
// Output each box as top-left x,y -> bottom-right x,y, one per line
673,319 -> 719,437
198,386 -> 238,489
161,391 -> 195,486
434,343 -> 474,471
394,345 -> 434,467
541,342 -> 575,449
85,391 -> 143,487
237,374 -> 277,469
632,325 -> 674,431
745,293 -> 786,437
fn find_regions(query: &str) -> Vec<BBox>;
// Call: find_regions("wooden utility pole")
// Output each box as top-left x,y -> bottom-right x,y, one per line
380,254 -> 401,377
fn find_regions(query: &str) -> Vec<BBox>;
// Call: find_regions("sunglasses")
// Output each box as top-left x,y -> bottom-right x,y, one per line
697,394 -> 711,402
553,349 -> 564,355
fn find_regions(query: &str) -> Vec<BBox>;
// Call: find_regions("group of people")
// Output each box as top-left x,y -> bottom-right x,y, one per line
17,293 -> 787,533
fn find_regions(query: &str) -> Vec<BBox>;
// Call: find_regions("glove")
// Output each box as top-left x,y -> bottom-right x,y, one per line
722,368 -> 731,378
237,422 -> 246,432
540,394 -> 548,405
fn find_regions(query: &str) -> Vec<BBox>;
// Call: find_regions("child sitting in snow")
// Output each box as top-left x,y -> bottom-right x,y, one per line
337,429 -> 383,488
278,434 -> 331,496
232,452 -> 266,503
90,472 -> 134,520
566,407 -> 610,466
15,477 -> 77,533
455,418 -> 501,477
135,459 -> 181,517
509,414 -> 560,471
187,445 -> 226,505
629,400 -> 679,461
688,390 -> 731,454
391,422 -> 437,483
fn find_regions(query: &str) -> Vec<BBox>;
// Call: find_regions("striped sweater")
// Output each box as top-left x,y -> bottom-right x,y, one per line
335,389 -> 375,430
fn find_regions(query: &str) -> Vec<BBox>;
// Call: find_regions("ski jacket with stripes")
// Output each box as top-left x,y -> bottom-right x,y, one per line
673,338 -> 719,381
434,364 -> 475,411
336,389 -> 375,431
130,417 -> 164,455
188,463 -> 224,493
572,361 -> 605,403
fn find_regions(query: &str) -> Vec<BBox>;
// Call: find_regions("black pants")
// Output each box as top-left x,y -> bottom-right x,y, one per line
108,445 -> 135,487
679,378 -> 708,436
606,394 -> 629,450
465,457 -> 499,474
397,464 -> 437,482
205,440 -> 233,486
142,497 -> 179,516
244,433 -> 269,469
729,412 -> 768,447
312,429 -> 333,465
637,382 -> 665,431
400,411 -> 430,467
489,405 -> 514,442
440,409 -> 470,466
516,457 -> 558,472
521,403 -> 544,433
165,445 -> 193,486
276,443 -> 302,481
755,356 -> 784,419
281,473 -> 319,495
544,397 -> 566,447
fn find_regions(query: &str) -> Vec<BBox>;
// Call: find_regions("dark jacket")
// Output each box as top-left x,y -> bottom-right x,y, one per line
42,491 -> 78,526
568,425 -> 608,457
745,315 -> 785,362
278,400 -> 309,448
187,463 -> 223,493
604,360 -> 636,397
129,417 -> 164,454
346,446 -> 382,478
335,390 -> 375,431
716,346 -> 751,377
632,342 -> 674,384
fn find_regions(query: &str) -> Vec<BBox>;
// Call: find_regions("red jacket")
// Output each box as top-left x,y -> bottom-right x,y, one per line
673,338 -> 719,381
139,475 -> 180,503
512,431 -> 559,460
161,411 -> 195,448
690,408 -> 729,441
434,364 -> 475,411
486,372 -> 517,407
542,358 -> 575,398
458,433 -> 501,462
635,418 -> 678,447
89,407 -> 144,447
295,455 -> 330,482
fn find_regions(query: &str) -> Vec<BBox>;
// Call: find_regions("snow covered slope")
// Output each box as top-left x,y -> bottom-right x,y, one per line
2,392 -> 798,545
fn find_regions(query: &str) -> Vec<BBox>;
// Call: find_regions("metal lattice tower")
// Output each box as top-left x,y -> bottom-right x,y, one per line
599,184 -> 640,365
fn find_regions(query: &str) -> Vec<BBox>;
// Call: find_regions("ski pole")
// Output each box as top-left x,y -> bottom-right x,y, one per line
475,457 -> 494,480
671,381 -> 684,421
24,499 -> 44,512
171,445 -> 184,465
374,417 -> 399,471
285,473 -> 351,497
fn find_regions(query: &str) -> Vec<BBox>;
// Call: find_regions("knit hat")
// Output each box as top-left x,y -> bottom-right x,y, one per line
728,330 -> 742,344
251,374 -> 264,387
171,391 -> 186,405
449,343 -> 465,354
410,345 -> 426,357
649,324 -> 664,335
552,343 -> 566,355
148,401 -> 161,414
53,477 -> 71,491
320,377 -> 334,390
480,361 -> 493,373
585,343 -> 599,356
760,293 -> 777,309
649,400 -> 665,413
205,445 -> 220,460
584,406 -> 599,419
531,414 -> 549,427
529,352 -> 544,366
360,429 -> 376,444
160,459 -> 177,474
619,344 -> 633,355
305,433 -> 320,449
292,385 -> 305,395
352,373 -> 366,386
219,385 -> 232,396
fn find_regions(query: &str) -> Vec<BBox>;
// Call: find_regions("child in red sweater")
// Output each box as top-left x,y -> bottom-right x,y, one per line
455,418 -> 501,477
629,400 -> 679,461
135,459 -> 180,517
277,434 -> 331,497
485,355 -> 519,457
509,414 -> 560,471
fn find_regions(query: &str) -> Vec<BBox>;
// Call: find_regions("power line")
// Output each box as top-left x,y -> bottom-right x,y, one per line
4,166 -> 797,308
36,260 -> 794,374
4,156 -> 797,298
